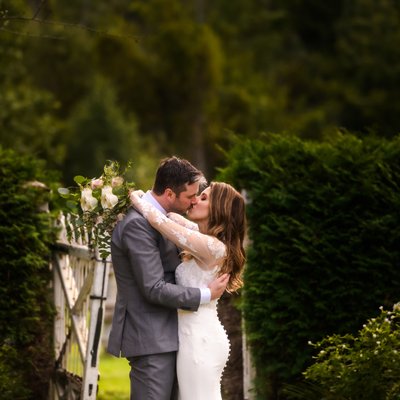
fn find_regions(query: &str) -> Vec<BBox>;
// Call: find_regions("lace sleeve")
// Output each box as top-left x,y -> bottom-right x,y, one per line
130,192 -> 225,269
167,212 -> 199,231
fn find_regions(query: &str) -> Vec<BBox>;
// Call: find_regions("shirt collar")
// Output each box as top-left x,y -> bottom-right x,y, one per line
142,190 -> 167,215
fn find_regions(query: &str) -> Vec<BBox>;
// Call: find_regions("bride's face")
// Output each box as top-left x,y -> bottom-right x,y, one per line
187,187 -> 210,223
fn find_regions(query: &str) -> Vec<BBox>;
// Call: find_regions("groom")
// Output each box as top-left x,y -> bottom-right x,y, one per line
107,157 -> 229,400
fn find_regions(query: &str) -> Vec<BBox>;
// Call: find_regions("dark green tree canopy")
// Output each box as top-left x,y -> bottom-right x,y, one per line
2,0 -> 400,181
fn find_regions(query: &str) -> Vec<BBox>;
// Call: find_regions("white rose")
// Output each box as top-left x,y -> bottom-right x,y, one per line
81,188 -> 98,211
101,186 -> 119,209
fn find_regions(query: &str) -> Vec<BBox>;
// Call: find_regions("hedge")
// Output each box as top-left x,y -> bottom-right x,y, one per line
0,147 -> 58,399
218,133 -> 400,399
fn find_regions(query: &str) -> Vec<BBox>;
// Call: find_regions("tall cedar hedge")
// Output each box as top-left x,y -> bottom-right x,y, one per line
0,148 -> 57,399
218,133 -> 400,399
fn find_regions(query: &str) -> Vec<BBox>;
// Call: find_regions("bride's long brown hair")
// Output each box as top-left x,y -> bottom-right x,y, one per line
207,182 -> 246,292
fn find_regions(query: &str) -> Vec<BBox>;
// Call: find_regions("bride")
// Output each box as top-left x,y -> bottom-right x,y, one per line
130,181 -> 246,400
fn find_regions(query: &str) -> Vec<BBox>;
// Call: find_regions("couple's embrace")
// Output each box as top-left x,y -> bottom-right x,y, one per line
107,157 -> 246,400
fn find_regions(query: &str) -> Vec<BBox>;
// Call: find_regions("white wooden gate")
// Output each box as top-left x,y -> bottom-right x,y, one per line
50,215 -> 110,400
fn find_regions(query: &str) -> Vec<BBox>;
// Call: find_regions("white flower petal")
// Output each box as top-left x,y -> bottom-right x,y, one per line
81,188 -> 98,211
101,186 -> 119,209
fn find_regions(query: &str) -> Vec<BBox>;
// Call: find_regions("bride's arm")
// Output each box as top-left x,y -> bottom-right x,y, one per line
167,212 -> 199,231
130,191 -> 225,269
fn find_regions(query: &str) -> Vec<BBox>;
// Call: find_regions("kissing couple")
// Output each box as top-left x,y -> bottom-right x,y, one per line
107,156 -> 246,400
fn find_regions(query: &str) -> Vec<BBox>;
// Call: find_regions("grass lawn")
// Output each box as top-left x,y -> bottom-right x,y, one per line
98,350 -> 130,400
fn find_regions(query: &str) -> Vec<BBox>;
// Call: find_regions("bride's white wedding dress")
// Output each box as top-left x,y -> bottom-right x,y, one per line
176,259 -> 230,400
130,194 -> 230,400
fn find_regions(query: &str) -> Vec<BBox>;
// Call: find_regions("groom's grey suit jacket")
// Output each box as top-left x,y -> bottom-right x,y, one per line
107,207 -> 201,358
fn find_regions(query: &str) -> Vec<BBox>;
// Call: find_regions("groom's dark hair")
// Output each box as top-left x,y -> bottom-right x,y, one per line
153,156 -> 205,196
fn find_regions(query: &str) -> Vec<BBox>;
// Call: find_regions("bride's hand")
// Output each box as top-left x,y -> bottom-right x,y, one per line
208,273 -> 230,300
129,189 -> 145,206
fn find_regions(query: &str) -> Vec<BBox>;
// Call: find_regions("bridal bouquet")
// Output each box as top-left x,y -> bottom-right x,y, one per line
58,161 -> 135,258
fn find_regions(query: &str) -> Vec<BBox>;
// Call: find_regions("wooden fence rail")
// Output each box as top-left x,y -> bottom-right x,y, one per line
50,215 -> 110,400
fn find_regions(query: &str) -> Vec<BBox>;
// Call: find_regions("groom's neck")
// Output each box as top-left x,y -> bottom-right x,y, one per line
150,190 -> 171,213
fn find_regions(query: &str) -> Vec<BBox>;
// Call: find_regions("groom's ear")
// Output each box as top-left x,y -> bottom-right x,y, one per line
165,188 -> 176,200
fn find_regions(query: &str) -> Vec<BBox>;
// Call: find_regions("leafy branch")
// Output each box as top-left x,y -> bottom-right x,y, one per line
0,2 -> 142,41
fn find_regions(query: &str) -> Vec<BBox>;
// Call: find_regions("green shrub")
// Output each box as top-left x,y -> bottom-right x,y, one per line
0,147 -> 58,399
218,133 -> 400,398
300,306 -> 400,400
0,344 -> 30,399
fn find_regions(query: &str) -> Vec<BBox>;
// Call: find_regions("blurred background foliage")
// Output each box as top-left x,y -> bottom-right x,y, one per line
1,0 -> 400,185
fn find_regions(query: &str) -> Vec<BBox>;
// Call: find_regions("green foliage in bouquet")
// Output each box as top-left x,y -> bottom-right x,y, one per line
58,161 -> 135,258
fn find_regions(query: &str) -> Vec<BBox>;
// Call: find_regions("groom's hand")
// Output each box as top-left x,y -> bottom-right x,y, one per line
208,273 -> 230,300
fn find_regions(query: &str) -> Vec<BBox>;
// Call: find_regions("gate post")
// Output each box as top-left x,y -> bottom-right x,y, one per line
81,255 -> 110,399
242,321 -> 256,400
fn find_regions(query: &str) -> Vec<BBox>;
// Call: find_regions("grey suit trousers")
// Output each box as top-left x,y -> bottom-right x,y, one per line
127,352 -> 178,400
